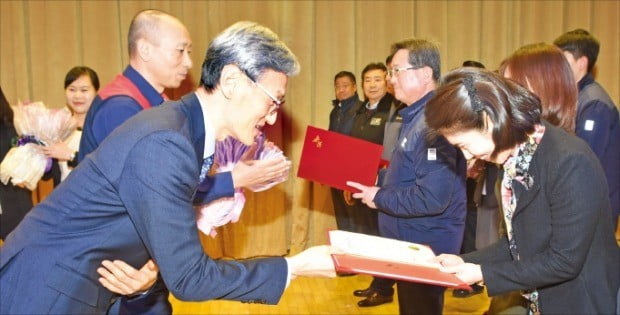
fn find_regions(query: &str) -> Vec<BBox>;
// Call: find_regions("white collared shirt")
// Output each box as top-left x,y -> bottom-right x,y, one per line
366,101 -> 379,110
196,92 -> 216,159
194,91 -> 293,288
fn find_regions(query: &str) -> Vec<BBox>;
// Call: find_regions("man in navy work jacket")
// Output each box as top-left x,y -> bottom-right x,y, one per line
554,29 -> 620,229
0,21 -> 335,314
348,38 -> 466,315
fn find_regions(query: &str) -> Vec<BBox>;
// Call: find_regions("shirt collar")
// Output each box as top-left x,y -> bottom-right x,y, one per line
123,65 -> 165,106
366,100 -> 379,110
332,93 -> 360,108
577,73 -> 594,92
195,92 -> 216,158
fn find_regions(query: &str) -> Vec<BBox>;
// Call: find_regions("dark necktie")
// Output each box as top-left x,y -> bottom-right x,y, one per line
199,155 -> 214,182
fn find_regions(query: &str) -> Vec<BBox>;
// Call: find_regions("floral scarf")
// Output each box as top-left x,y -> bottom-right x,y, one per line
500,124 -> 545,315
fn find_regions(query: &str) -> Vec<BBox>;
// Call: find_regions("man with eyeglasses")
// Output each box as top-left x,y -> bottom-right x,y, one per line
348,39 -> 466,315
0,21 -> 336,314
71,9 -> 291,314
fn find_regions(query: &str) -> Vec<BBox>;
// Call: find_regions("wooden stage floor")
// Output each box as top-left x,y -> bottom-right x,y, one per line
170,274 -> 491,314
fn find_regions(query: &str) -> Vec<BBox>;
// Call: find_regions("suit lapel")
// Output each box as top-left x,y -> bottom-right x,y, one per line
512,153 -> 541,217
179,93 -> 205,167
512,180 -> 540,217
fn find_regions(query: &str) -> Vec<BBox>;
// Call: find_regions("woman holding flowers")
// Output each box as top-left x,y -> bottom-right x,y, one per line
40,66 -> 99,184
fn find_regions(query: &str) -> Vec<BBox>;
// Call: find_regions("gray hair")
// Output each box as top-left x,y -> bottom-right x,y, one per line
391,38 -> 441,81
200,21 -> 300,91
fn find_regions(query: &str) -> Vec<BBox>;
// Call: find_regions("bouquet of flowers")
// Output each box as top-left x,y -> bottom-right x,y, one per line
195,133 -> 289,237
0,101 -> 75,190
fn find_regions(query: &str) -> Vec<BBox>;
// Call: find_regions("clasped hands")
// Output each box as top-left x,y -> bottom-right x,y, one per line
231,155 -> 291,189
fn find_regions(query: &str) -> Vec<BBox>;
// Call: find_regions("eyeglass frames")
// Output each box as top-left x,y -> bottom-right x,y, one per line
387,66 -> 418,77
242,70 -> 285,110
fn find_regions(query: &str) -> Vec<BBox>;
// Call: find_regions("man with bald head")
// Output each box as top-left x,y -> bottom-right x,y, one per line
75,9 -> 192,314
79,9 -> 192,159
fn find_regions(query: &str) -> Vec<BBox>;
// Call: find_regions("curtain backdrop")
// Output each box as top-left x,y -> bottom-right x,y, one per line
2,0 -> 618,259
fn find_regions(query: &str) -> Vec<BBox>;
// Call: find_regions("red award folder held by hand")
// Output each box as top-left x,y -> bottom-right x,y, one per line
296,126 -> 383,192
329,230 -> 472,290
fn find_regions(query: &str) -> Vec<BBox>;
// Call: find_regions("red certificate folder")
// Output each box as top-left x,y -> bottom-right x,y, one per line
331,254 -> 471,290
329,230 -> 471,290
297,126 -> 383,192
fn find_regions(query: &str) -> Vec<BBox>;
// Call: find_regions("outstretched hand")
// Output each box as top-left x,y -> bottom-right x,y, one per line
286,245 -> 336,279
435,254 -> 483,284
97,259 -> 159,296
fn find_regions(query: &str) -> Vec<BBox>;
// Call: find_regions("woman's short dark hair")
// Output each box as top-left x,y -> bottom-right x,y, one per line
64,66 -> 100,91
425,68 -> 541,158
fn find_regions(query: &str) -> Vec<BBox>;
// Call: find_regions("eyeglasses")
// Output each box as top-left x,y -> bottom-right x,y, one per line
254,80 -> 285,110
243,71 -> 285,110
387,66 -> 417,77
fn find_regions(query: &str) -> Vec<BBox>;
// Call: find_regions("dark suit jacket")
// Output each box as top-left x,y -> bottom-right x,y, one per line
0,93 -> 288,314
462,122 -> 619,314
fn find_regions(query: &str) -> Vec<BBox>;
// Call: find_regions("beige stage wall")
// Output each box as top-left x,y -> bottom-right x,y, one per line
1,0 -> 619,259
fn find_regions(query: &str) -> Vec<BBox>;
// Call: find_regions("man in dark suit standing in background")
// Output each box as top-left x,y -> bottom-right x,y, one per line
0,21 -> 335,314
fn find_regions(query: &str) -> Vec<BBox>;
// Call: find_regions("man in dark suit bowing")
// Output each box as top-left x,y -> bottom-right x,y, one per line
0,21 -> 335,314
